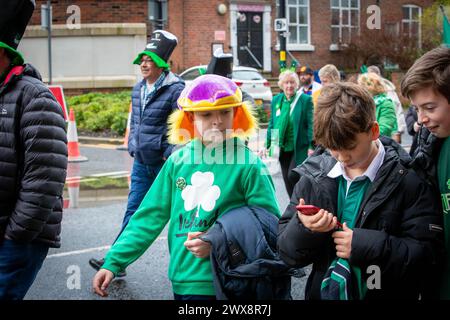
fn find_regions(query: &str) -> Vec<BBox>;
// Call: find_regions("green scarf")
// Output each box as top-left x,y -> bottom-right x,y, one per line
273,93 -> 297,151
321,176 -> 371,300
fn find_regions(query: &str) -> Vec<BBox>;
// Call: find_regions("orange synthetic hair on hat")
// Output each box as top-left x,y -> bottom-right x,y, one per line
168,74 -> 258,144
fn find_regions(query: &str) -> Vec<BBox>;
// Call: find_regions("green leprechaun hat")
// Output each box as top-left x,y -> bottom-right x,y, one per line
133,30 -> 178,69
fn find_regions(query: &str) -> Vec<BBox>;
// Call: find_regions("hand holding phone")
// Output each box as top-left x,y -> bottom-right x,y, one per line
296,204 -> 320,215
296,203 -> 342,229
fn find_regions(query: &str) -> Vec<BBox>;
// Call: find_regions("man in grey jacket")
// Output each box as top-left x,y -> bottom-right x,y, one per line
0,0 -> 68,300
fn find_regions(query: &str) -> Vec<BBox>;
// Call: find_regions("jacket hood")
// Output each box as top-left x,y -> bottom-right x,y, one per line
1,63 -> 41,92
22,63 -> 43,81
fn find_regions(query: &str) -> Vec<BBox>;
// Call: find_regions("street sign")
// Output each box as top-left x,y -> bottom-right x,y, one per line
41,4 -> 52,29
48,85 -> 69,121
274,18 -> 287,32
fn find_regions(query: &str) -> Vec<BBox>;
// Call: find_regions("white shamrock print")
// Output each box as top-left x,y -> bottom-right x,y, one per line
181,171 -> 221,217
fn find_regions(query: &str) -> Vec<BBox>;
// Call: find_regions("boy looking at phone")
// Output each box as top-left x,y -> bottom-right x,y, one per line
277,82 -> 443,300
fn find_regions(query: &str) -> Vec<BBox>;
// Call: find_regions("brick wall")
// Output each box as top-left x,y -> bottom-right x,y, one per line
166,0 -> 231,73
31,0 -> 148,25
28,0 -> 435,77
282,0 -> 434,74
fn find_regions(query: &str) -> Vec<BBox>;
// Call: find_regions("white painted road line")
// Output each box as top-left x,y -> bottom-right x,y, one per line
46,245 -> 111,258
46,237 -> 167,259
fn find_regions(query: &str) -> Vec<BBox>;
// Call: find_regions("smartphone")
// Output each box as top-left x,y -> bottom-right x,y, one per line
296,204 -> 320,215
296,204 -> 343,228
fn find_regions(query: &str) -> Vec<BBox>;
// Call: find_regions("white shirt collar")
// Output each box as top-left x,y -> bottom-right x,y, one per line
327,140 -> 385,184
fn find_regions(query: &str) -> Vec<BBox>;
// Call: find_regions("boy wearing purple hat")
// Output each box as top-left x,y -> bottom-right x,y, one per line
93,75 -> 280,300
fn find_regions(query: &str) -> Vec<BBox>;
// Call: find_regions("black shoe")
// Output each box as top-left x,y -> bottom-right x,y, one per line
89,258 -> 127,277
89,258 -> 105,271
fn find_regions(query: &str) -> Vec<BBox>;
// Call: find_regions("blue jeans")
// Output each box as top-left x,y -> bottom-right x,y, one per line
0,239 -> 49,300
114,160 -> 163,243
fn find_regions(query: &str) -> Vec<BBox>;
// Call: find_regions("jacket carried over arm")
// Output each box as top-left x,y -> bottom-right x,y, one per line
0,64 -> 68,247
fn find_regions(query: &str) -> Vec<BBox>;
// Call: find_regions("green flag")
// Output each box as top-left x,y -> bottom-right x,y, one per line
443,13 -> 450,47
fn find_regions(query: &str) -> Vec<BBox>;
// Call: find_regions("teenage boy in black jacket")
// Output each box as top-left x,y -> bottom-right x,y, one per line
277,82 -> 443,300
401,46 -> 450,299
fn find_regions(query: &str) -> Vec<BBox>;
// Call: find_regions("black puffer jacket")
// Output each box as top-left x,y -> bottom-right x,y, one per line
277,137 -> 444,299
0,64 -> 68,248
410,125 -> 444,197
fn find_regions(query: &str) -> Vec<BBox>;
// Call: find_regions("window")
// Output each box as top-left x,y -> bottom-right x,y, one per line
331,0 -> 360,45
275,0 -> 314,51
402,5 -> 422,45
385,22 -> 400,37
286,0 -> 310,45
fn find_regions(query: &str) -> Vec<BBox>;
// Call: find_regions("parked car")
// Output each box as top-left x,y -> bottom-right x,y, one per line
179,65 -> 273,114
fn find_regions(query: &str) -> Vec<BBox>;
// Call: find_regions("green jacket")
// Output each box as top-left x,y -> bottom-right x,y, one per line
374,93 -> 398,138
267,92 -> 314,165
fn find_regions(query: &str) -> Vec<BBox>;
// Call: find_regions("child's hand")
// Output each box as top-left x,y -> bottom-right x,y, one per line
332,223 -> 353,259
184,232 -> 211,258
92,269 -> 114,297
297,198 -> 338,233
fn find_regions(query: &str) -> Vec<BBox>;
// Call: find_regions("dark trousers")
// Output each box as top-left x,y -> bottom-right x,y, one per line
0,239 -> 49,300
279,150 -> 298,198
114,160 -> 163,243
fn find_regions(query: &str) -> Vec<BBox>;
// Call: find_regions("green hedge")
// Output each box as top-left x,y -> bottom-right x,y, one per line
67,91 -> 131,136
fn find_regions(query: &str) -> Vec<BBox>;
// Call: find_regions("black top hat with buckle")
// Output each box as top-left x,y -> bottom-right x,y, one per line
133,30 -> 178,69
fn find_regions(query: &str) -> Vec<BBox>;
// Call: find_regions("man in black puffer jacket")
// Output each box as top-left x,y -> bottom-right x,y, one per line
0,0 -> 68,300
277,83 -> 443,300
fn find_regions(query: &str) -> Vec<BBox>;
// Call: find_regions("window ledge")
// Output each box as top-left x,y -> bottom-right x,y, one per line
275,43 -> 315,52
329,43 -> 350,51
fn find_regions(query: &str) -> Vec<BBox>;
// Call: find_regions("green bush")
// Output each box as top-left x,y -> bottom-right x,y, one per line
67,91 -> 131,136
255,105 -> 269,124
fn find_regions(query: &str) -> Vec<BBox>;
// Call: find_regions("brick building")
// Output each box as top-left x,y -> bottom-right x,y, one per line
23,0 -> 435,90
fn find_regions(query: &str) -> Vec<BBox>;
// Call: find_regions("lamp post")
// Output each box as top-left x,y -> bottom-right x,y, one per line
279,0 -> 286,70
41,0 -> 52,84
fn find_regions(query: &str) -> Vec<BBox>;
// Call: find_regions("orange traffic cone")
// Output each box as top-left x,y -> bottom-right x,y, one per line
68,108 -> 88,162
117,103 -> 132,151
